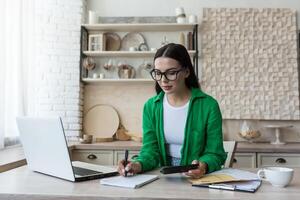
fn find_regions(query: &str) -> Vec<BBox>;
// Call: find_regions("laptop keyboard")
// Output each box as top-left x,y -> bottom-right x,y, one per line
72,166 -> 103,176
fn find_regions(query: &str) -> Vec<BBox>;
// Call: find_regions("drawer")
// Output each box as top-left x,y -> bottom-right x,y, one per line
72,150 -> 114,165
232,153 -> 256,168
114,150 -> 140,165
257,153 -> 300,167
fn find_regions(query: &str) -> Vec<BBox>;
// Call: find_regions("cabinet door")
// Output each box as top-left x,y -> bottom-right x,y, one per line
114,150 -> 140,165
257,153 -> 300,168
72,150 -> 114,165
232,153 -> 256,168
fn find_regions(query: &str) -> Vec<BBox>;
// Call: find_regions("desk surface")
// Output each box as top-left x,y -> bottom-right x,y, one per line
0,166 -> 299,200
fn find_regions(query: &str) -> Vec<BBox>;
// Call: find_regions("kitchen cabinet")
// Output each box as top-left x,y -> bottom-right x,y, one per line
114,150 -> 140,165
232,153 -> 256,168
72,149 -> 140,165
79,23 -> 199,83
233,152 -> 300,168
72,150 -> 114,165
257,153 -> 300,168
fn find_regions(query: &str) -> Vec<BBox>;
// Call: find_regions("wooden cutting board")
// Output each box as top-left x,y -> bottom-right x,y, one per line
83,104 -> 119,141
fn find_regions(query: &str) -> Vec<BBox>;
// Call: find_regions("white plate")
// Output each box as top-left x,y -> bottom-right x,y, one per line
84,105 -> 119,138
121,32 -> 145,51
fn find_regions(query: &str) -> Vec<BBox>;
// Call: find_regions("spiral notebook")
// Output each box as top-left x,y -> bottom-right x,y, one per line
100,174 -> 159,189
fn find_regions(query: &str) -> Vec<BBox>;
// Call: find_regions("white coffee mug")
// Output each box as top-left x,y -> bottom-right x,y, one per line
257,167 -> 294,187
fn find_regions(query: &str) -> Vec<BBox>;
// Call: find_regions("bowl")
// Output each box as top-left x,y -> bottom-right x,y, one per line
238,130 -> 260,143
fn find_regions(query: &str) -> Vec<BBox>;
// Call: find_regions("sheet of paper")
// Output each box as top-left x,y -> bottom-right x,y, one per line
100,174 -> 159,189
234,180 -> 262,192
190,168 -> 259,185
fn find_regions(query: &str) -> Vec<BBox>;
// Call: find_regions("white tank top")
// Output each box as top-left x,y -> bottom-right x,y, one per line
163,95 -> 189,158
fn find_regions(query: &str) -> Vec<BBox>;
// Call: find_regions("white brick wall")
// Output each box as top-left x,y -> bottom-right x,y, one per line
35,0 -> 85,141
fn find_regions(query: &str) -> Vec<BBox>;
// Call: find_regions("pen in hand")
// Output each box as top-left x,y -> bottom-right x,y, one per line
124,149 -> 129,177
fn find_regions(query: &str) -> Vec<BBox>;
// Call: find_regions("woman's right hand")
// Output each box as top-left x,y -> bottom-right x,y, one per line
118,160 -> 142,176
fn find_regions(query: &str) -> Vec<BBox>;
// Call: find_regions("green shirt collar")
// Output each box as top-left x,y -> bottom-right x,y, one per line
154,87 -> 206,103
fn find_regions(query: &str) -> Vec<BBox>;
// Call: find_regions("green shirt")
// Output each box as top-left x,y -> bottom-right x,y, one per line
133,87 -> 227,173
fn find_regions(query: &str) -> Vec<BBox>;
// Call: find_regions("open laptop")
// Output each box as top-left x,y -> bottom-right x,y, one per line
16,116 -> 118,182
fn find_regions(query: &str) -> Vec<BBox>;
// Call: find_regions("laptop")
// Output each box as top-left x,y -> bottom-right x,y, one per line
16,116 -> 118,182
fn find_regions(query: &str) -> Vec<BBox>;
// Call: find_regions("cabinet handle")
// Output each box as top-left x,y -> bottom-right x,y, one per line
275,158 -> 286,164
87,154 -> 97,160
233,158 -> 237,163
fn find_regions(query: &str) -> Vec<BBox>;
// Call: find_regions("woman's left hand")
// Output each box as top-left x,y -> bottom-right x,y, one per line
184,160 -> 207,179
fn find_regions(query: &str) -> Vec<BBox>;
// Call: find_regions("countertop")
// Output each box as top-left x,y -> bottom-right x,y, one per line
0,166 -> 299,200
0,145 -> 26,173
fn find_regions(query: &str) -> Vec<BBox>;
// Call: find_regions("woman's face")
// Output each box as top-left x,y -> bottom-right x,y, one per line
153,57 -> 189,95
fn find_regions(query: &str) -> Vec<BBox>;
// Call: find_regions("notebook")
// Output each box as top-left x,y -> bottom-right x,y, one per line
189,168 -> 261,193
193,180 -> 262,193
189,168 -> 259,185
100,174 -> 159,189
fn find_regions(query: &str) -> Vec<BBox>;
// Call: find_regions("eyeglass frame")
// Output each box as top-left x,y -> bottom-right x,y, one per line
150,67 -> 186,81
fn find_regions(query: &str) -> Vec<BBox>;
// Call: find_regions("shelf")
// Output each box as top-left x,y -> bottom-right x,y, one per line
82,23 -> 198,32
82,50 -> 196,57
82,78 -> 154,84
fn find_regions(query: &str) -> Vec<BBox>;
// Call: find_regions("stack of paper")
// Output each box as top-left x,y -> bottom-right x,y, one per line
100,174 -> 159,189
189,168 -> 261,193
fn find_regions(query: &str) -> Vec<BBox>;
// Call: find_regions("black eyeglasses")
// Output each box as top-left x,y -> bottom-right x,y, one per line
150,68 -> 185,81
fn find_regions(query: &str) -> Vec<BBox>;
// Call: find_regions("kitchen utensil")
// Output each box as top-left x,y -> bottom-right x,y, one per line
264,125 -> 293,145
238,120 -> 260,143
104,32 -> 121,51
121,32 -> 145,51
80,134 -> 93,144
84,105 -> 120,141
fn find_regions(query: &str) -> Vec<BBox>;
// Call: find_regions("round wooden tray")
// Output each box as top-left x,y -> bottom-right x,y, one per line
84,104 -> 120,140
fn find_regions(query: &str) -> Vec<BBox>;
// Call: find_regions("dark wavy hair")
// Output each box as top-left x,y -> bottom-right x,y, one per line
153,43 -> 200,94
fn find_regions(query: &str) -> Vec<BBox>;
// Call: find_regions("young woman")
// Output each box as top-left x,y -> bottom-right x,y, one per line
118,43 -> 226,178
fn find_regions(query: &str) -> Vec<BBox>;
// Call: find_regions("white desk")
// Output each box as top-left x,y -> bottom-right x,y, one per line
0,166 -> 299,200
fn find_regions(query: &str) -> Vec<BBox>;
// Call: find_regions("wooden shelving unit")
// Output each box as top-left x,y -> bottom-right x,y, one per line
80,23 -> 198,83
